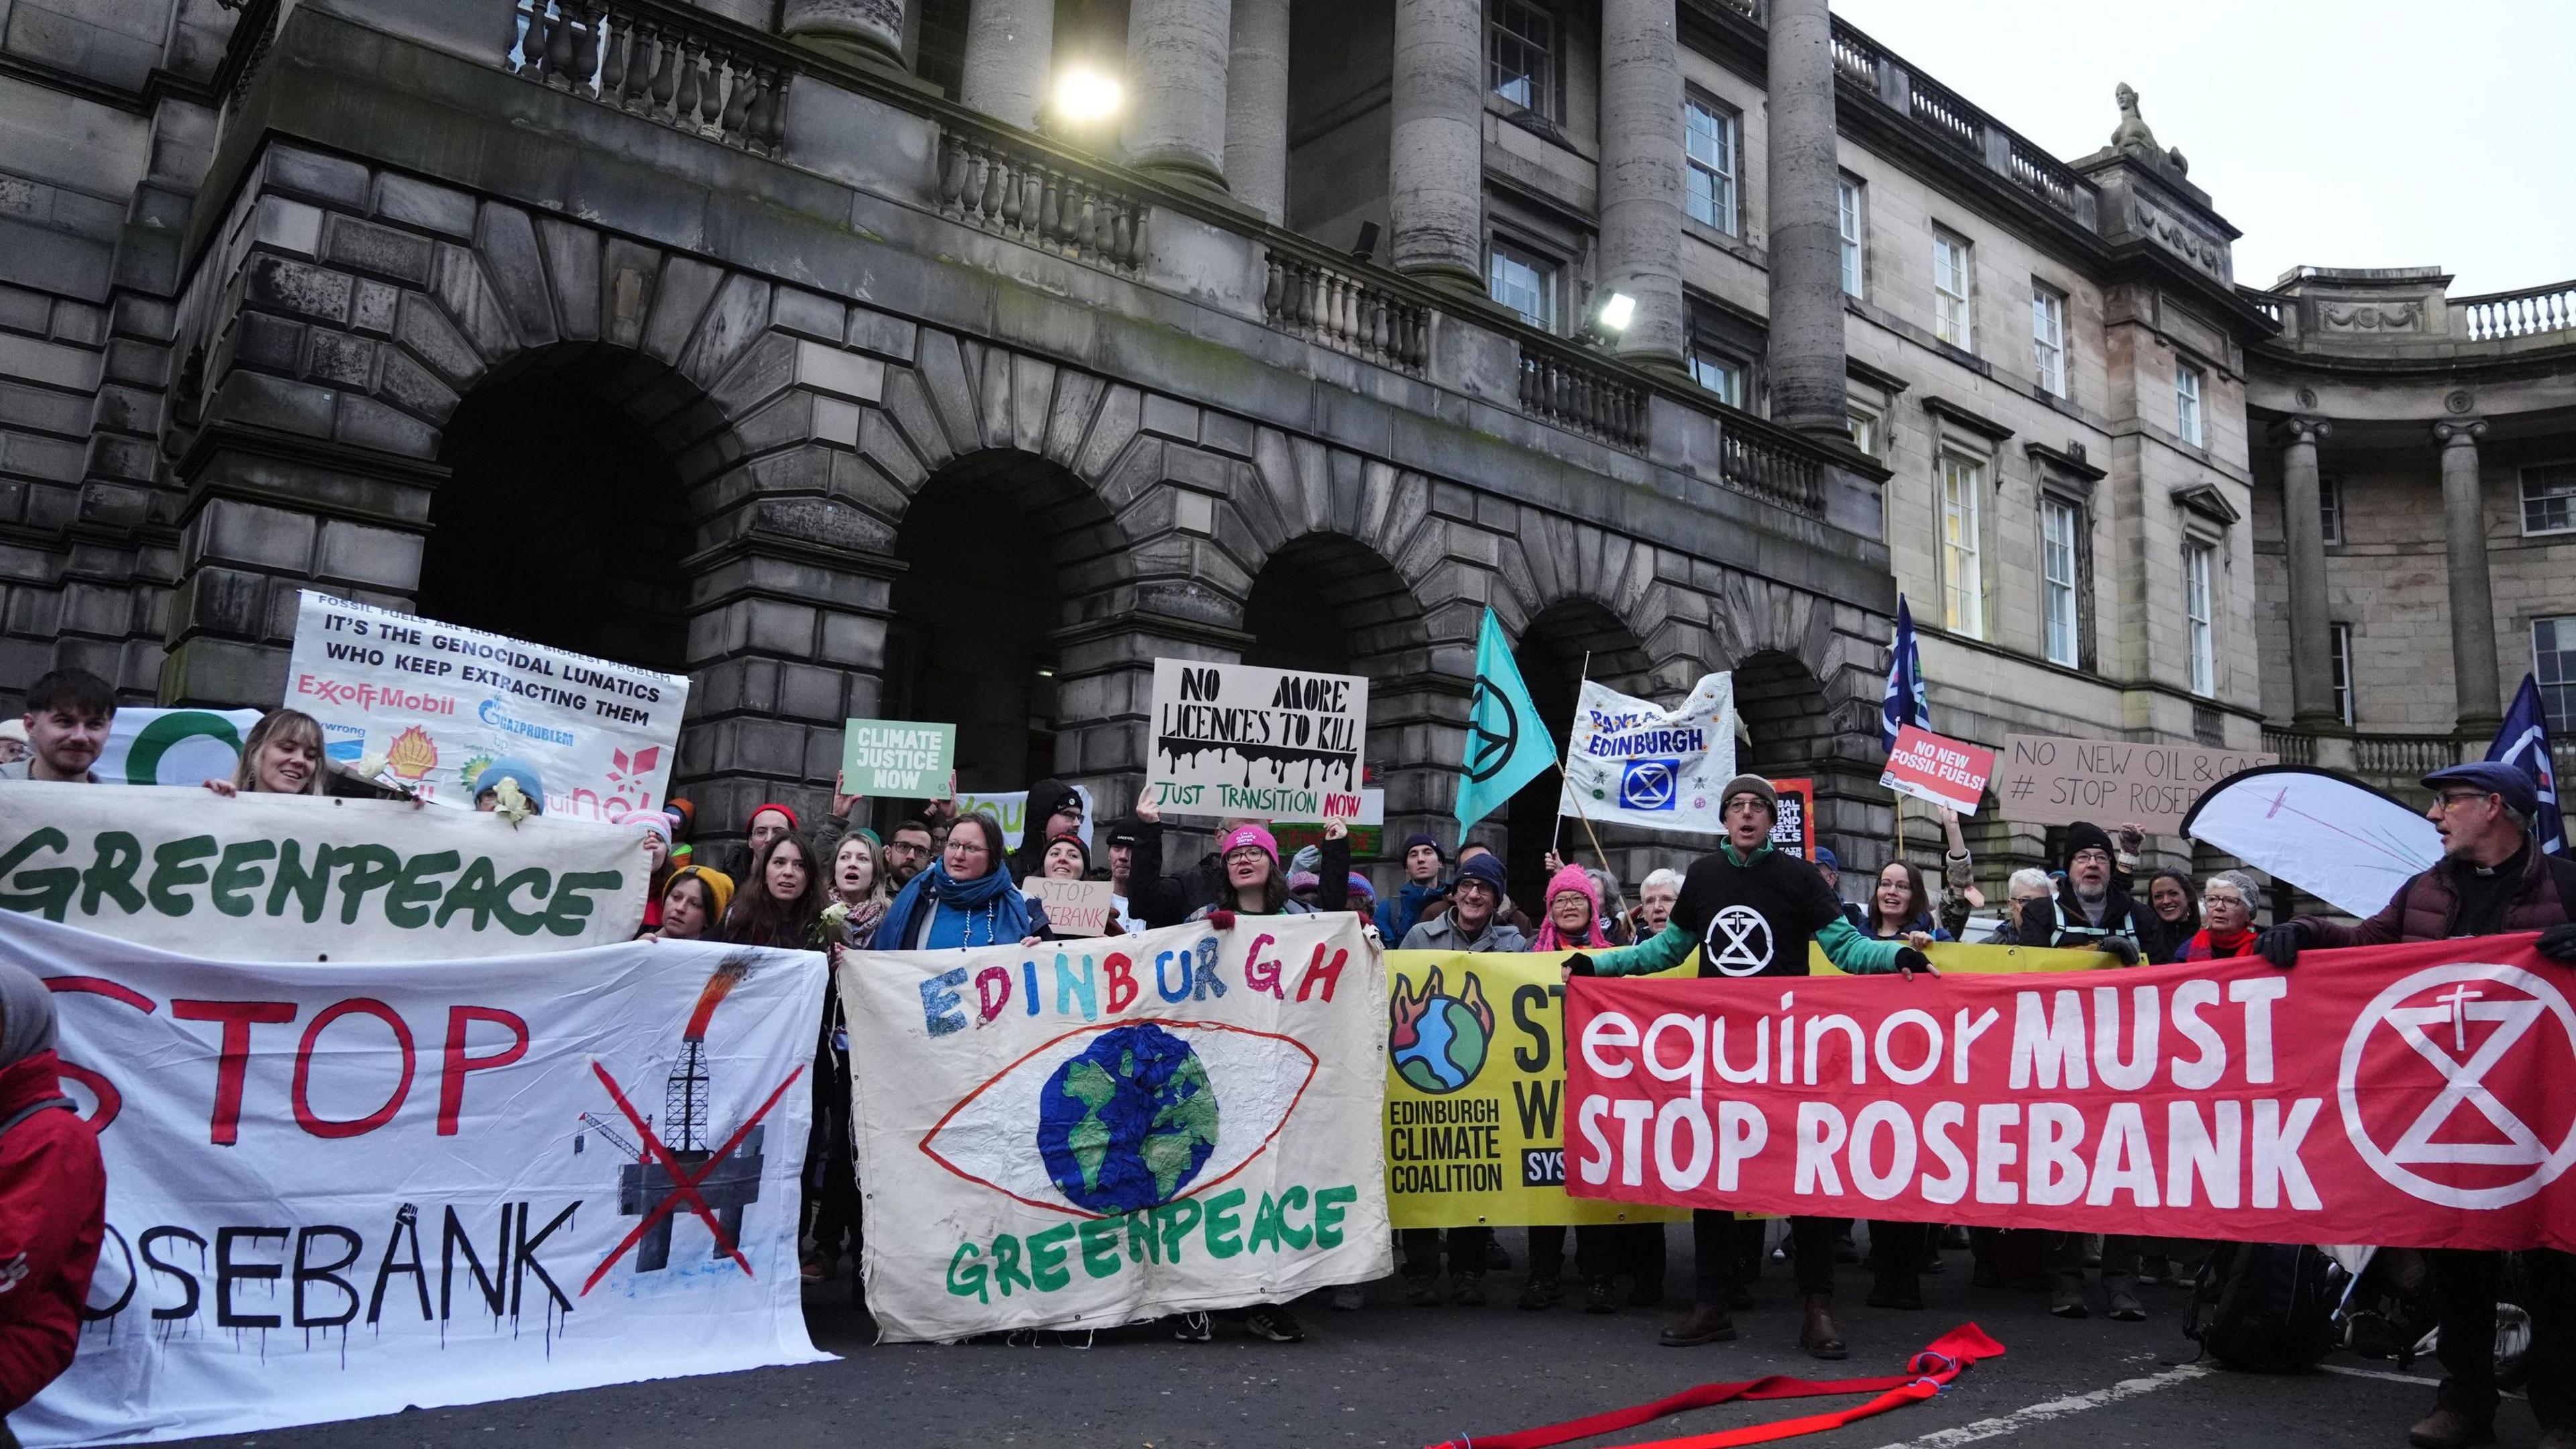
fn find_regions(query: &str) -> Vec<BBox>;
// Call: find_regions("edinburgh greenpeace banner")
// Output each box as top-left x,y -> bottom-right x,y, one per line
1564,936 -> 2576,1251
284,591 -> 688,820
1557,676 -> 1737,833
1385,952 -> 1684,1230
0,784 -> 645,960
11,912 -> 830,1446
90,708 -> 265,786
844,915 -> 1393,1341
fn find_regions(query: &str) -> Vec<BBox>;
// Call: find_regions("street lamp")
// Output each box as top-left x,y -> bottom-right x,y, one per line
1051,66 -> 1124,124
1595,292 -> 1637,334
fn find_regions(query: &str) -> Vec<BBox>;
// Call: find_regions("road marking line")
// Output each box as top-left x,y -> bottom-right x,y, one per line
2318,1362 -> 2524,1400
1870,1363 -> 2212,1449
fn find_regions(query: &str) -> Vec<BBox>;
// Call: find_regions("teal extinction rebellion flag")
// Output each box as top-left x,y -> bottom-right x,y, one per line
1456,608 -> 1555,830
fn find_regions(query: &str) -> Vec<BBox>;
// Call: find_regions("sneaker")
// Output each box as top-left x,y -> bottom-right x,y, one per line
1405,1277 -> 1441,1307
1245,1303 -> 1305,1342
1173,1311 -> 1213,1343
1517,1273 -> 1562,1311
1452,1273 -> 1487,1307
800,1255 -> 825,1284
1584,1276 -> 1619,1314
2136,1254 -> 2172,1287
2108,1291 -> 2146,1322
2049,1294 -> 2089,1320
1330,1285 -> 1365,1312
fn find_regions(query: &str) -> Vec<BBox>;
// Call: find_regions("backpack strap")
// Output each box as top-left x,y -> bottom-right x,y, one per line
0,1097 -> 72,1138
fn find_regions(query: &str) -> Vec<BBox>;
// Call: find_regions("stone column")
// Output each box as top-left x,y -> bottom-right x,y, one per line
1223,0 -> 1291,224
1597,0 -> 1686,373
693,0 -> 776,27
2273,417 -> 2338,727
780,0 -> 906,71
960,0 -> 1055,129
1388,0 -> 1484,293
1762,0 -> 1847,437
2436,418 -> 2502,733
1123,0 -> 1234,192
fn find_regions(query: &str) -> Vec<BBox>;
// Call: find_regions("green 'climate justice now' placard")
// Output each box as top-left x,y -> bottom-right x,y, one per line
840,719 -> 955,797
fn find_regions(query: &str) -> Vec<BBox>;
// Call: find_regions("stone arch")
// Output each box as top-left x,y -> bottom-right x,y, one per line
1499,596 -> 1659,908
1733,647 -> 1883,885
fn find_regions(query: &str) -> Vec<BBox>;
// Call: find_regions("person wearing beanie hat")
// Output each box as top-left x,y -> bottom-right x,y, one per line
470,757 -> 544,815
1006,778 -> 1088,882
651,864 -> 735,941
746,802 -> 798,857
1561,772 -> 1923,1361
1377,831 -> 1450,943
2042,820 -> 2146,966
1399,849 -> 1525,952
1037,832 -> 1091,880
617,809 -> 677,930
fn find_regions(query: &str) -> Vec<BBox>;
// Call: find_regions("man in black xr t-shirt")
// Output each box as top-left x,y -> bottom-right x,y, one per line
1566,775 -> 1927,1360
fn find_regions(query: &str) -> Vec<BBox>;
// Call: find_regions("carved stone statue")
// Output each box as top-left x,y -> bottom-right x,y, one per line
2110,83 -> 2188,174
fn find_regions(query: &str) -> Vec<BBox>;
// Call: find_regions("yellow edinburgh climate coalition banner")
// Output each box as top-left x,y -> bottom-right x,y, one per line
1384,943 -> 2112,1229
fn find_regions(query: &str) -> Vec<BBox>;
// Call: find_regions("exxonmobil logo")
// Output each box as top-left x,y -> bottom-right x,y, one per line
294,675 -> 458,716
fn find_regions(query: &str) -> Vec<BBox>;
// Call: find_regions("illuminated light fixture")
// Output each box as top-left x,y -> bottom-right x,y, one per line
1052,67 -> 1124,123
1595,292 -> 1638,334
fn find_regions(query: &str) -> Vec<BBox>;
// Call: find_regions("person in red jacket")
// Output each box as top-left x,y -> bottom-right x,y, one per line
0,959 -> 105,1435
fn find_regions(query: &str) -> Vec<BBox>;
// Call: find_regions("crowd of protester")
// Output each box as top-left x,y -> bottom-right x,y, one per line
3,663 -> 2571,1449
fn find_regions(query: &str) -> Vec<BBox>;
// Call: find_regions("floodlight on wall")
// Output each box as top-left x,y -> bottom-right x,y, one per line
1052,67 -> 1124,123
1595,292 -> 1638,334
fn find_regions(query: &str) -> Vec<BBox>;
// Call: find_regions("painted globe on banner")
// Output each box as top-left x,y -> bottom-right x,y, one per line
1388,967 -> 1494,1095
1034,1022 -> 1222,1214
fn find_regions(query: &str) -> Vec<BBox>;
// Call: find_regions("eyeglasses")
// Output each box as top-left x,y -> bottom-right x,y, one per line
949,839 -> 989,855
2202,894 -> 2247,909
2432,791 -> 2494,812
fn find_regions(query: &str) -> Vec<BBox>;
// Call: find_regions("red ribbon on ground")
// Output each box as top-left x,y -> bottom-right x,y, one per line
1421,1324 -> 2004,1449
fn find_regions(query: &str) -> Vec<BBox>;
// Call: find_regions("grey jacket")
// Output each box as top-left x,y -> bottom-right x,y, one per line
1399,912 -> 1529,953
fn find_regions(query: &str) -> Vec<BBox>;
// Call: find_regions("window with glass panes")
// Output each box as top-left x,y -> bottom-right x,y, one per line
1689,348 -> 1743,408
1489,0 -> 1554,118
2330,622 -> 2356,725
1847,408 -> 1878,457
2184,541 -> 2216,696
2522,463 -> 2576,535
2041,496 -> 2081,666
2537,616 -> 2576,733
2176,362 -> 2206,446
1939,453 -> 1984,638
1684,101 -> 1739,235
1933,229 -> 1974,350
2030,284 -> 2067,397
1837,178 -> 1864,297
2320,475 -> 2344,545
1487,242 -> 1554,331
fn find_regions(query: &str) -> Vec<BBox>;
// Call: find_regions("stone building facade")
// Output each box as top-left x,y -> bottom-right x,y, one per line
0,0 -> 2555,899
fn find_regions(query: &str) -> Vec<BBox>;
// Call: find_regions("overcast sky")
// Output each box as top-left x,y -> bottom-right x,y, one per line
1829,0 -> 2573,297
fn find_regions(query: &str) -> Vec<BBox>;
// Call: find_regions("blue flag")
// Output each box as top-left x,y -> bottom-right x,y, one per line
1880,595 -> 1930,752
1456,608 -> 1557,830
2486,674 -> 2567,857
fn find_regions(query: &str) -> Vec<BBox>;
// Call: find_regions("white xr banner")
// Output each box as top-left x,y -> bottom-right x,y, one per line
9,914 -> 830,1446
1556,675 -> 1738,833
843,915 -> 1393,1342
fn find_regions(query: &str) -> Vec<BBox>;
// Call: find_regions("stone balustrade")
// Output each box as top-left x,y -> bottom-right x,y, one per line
2456,280 -> 2576,341
1517,346 -> 1649,452
936,131 -> 1151,273
509,0 -> 789,154
1720,424 -> 1825,517
1260,252 -> 1431,374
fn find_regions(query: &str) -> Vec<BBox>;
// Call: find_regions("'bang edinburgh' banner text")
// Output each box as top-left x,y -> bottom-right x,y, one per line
1557,676 -> 1738,833
13,915 -> 829,1446
1565,936 -> 2576,1251
845,916 -> 1393,1341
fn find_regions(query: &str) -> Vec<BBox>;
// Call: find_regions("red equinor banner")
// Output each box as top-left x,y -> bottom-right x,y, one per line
1563,935 -> 2576,1251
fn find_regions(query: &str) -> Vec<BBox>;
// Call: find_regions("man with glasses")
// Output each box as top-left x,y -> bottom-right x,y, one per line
882,818 -> 937,888
1561,775 -> 1925,1360
2261,762 -> 2576,1449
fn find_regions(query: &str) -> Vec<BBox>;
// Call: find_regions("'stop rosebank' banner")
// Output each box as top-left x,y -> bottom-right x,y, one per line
0,785 -> 645,961
1997,733 -> 2275,835
1557,676 -> 1737,833
13,913 -> 828,1446
843,916 -> 1393,1341
1146,659 -> 1368,816
284,592 -> 688,821
1564,938 -> 2576,1252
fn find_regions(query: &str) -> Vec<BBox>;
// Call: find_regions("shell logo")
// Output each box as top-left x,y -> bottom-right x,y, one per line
383,725 -> 439,781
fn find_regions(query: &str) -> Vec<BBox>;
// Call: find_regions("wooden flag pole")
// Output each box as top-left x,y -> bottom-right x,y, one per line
1550,650 -> 1592,861
1552,760 -> 1633,933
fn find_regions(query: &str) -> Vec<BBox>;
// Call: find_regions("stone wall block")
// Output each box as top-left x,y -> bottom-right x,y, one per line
772,286 -> 846,344
303,331 -> 375,390
313,519 -> 425,590
1042,369 -> 1107,469
243,254 -> 354,326
332,394 -> 439,459
818,610 -> 888,670
195,498 -> 317,574
392,292 -> 481,387
264,145 -> 370,210
828,447 -> 907,521
913,331 -> 978,458
533,217 -> 600,341
323,217 -> 435,288
729,390 -> 820,457
1140,392 -> 1199,444
252,198 -> 323,258
776,661 -> 847,722
94,337 -> 159,389
1008,354 -> 1055,455
375,347 -> 460,425
351,280 -> 397,336
855,409 -> 926,494
600,239 -> 663,350
429,245 -> 519,362
473,203 -> 559,350
640,256 -> 725,366
1094,436 -> 1167,514
372,174 -> 477,240
229,311 -> 305,372
83,433 -> 156,485
846,305 -> 916,363
0,380 -> 87,436
90,383 -> 162,435
707,331 -> 799,423
877,366 -> 957,472
973,342 -> 1014,449
680,273 -> 773,392
792,340 -> 883,405
207,371 -> 334,439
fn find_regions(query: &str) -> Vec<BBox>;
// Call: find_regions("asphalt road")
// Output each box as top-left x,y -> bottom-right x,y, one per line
172,1237 -> 2530,1449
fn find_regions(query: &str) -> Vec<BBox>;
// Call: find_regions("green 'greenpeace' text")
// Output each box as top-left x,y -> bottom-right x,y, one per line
945,1183 -> 1358,1303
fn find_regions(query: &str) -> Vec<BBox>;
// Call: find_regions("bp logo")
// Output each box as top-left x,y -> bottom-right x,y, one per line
1619,759 -> 1679,811
1389,967 -> 1494,1095
2338,961 -> 2576,1210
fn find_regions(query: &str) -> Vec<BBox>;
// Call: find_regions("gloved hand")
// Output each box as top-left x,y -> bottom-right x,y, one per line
1207,910 -> 1236,931
2100,937 -> 2141,967
2257,922 -> 2308,969
1560,952 -> 1596,981
1893,947 -> 1934,980
2536,922 -> 2576,963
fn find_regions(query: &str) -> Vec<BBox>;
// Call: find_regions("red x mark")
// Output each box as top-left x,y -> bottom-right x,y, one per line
580,1059 -> 805,1297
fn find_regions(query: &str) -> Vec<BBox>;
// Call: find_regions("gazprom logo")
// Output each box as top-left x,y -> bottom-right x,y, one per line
477,698 -> 576,747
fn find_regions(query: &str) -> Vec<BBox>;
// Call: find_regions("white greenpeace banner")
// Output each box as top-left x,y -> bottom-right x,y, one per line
90,708 -> 265,786
11,913 -> 830,1446
283,592 -> 688,821
0,785 -> 646,960
845,916 -> 1393,1341
1556,675 -> 1737,831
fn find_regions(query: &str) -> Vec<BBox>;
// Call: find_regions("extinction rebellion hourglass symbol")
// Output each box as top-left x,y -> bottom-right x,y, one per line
2338,962 -> 2576,1211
